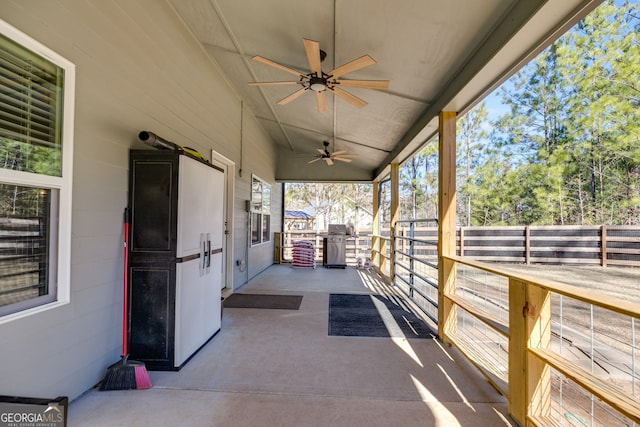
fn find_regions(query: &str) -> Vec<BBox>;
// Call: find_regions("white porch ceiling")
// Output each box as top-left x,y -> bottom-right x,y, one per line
168,0 -> 602,182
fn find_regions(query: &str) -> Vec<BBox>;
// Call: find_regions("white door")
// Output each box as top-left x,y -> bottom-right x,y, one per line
175,258 -> 206,366
206,166 -> 224,250
174,156 -> 224,367
177,155 -> 211,258
211,156 -> 232,290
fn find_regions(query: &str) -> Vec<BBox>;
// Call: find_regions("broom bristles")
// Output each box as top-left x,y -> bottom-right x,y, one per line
134,365 -> 152,389
99,355 -> 152,391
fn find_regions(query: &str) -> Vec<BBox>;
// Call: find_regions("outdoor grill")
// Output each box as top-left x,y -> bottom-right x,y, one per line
324,224 -> 347,268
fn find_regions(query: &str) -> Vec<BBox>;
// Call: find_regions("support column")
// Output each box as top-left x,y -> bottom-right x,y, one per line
372,180 -> 380,269
509,279 -> 551,425
390,163 -> 400,283
438,111 -> 457,342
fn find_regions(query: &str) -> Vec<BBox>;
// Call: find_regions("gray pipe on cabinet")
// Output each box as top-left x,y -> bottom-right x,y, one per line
138,131 -> 180,151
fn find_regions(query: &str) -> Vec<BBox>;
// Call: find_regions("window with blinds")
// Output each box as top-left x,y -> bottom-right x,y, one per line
0,32 -> 63,176
251,175 -> 271,245
0,20 -> 74,322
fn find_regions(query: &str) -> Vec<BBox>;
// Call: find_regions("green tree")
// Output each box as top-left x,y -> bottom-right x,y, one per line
560,0 -> 640,224
284,182 -> 373,229
470,0 -> 640,226
399,142 -> 438,220
457,102 -> 488,225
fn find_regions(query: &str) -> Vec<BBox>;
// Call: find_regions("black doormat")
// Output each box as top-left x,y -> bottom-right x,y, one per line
223,293 -> 303,310
328,293 -> 434,338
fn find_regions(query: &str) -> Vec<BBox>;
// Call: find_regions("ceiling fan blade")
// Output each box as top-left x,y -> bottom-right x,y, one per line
316,91 -> 328,112
335,79 -> 390,90
277,88 -> 307,105
324,157 -> 334,166
331,87 -> 367,109
308,157 -> 322,164
334,157 -> 353,163
316,148 -> 326,155
328,55 -> 376,79
252,55 -> 306,78
331,149 -> 348,156
249,81 -> 301,86
303,39 -> 322,76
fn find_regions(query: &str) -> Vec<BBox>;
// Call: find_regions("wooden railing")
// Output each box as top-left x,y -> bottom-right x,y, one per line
276,230 -> 372,266
441,254 -> 640,426
278,224 -> 640,424
371,232 -> 391,276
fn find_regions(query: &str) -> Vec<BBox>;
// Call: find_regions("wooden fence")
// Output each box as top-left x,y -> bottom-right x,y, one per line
457,225 -> 640,267
0,217 -> 47,305
275,231 -> 372,266
281,225 -> 640,268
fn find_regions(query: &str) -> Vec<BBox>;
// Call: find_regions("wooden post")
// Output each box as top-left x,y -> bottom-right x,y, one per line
509,278 -> 551,425
438,111 -> 457,342
525,226 -> 531,265
527,282 -> 552,421
390,163 -> 400,283
509,278 -> 528,425
601,225 -> 607,267
274,232 -> 282,263
372,180 -> 380,269
459,227 -> 465,257
381,237 -> 388,277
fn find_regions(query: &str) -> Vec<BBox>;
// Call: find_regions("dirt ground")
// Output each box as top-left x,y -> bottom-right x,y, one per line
497,263 -> 640,303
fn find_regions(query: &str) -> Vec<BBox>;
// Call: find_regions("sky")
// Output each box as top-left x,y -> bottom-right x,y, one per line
479,0 -> 635,125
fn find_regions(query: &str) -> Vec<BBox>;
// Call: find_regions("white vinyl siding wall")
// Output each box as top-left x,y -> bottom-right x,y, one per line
0,0 -> 279,401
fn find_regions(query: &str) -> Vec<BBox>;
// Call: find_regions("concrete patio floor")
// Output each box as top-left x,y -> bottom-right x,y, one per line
68,265 -> 513,426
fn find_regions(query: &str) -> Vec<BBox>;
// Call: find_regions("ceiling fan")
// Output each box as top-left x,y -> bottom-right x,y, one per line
308,141 -> 358,166
249,38 -> 389,112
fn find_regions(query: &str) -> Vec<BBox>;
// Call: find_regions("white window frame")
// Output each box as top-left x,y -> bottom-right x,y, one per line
0,20 -> 75,324
251,175 -> 271,246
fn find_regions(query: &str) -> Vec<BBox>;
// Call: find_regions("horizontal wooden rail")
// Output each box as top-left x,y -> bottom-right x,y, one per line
444,255 -> 640,318
445,293 -> 509,337
441,254 -> 640,425
446,331 -> 509,396
530,348 -> 640,424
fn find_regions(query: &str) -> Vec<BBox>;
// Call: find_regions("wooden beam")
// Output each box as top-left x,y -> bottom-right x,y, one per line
601,225 -> 607,267
526,284 -> 552,421
438,111 -> 457,341
525,225 -> 531,265
508,278 -> 527,426
509,278 -> 552,424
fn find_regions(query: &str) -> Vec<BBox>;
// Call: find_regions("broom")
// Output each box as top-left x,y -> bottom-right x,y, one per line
100,208 -> 152,391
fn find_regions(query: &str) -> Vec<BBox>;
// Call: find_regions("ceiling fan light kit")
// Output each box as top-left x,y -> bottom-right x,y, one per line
249,38 -> 389,112
308,141 -> 358,166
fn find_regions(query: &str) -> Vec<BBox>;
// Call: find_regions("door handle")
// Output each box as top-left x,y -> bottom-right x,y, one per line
201,239 -> 207,272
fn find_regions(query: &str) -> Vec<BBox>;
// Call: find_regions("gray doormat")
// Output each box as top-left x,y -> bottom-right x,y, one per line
223,293 -> 303,310
328,293 -> 434,338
